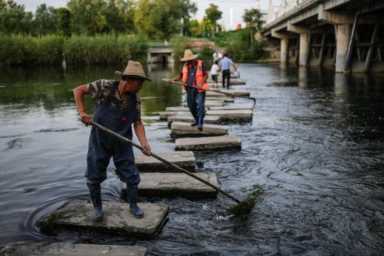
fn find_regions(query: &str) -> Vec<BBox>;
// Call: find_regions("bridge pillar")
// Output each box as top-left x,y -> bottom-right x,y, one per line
334,23 -> 352,73
318,7 -> 353,73
287,24 -> 310,67
272,31 -> 289,67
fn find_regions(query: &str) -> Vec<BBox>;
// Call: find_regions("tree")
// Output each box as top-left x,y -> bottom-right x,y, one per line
102,0 -> 135,34
243,8 -> 264,48
0,0 -> 33,34
204,3 -> 222,36
34,4 -> 57,35
134,0 -> 196,40
67,0 -> 108,35
55,7 -> 72,37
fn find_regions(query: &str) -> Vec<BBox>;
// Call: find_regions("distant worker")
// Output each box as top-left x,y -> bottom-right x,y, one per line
218,53 -> 237,89
210,60 -> 220,85
174,49 -> 209,131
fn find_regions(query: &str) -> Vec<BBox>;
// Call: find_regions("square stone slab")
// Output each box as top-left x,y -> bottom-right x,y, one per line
175,135 -> 241,151
183,101 -> 225,107
206,110 -> 253,122
170,122 -> 228,138
139,172 -> 218,198
208,106 -> 253,111
0,242 -> 147,256
38,200 -> 169,238
168,115 -> 221,125
136,151 -> 196,172
215,90 -> 250,97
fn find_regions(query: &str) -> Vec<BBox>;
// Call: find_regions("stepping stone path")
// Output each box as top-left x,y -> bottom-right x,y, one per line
175,135 -> 241,151
136,151 -> 196,172
39,200 -> 169,238
170,122 -> 228,138
0,242 -> 147,256
139,172 -> 218,198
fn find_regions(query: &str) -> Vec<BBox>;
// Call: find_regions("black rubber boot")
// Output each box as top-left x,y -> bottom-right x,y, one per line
126,184 -> 144,218
87,182 -> 104,222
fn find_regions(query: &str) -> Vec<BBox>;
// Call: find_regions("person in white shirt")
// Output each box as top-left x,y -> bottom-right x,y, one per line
210,61 -> 220,84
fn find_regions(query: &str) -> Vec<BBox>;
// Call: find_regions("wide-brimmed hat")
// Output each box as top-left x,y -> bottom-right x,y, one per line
180,49 -> 198,62
115,60 -> 151,81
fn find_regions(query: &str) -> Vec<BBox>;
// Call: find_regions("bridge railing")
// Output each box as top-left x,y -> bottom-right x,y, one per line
268,0 -> 313,24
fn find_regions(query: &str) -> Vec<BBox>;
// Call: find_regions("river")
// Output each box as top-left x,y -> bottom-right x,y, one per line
0,64 -> 383,255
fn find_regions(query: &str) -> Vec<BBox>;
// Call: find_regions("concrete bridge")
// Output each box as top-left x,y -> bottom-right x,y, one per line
263,0 -> 384,73
147,43 -> 174,68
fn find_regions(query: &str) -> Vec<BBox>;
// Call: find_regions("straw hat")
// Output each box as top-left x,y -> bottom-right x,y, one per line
115,60 -> 151,81
180,49 -> 198,62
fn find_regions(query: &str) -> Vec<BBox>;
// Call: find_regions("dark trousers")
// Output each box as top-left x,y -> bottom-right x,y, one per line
186,87 -> 206,127
222,70 -> 231,89
211,74 -> 218,83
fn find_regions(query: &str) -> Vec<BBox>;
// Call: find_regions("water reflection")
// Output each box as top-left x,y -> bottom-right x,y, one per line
0,65 -> 181,114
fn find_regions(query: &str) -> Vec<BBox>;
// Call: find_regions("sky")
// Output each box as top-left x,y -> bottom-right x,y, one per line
17,0 -> 280,30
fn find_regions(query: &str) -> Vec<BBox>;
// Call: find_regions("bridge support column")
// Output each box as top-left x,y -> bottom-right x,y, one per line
318,7 -> 353,73
272,30 -> 289,67
287,24 -> 310,67
334,23 -> 351,73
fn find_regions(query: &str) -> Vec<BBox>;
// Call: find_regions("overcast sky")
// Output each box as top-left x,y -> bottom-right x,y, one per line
17,0 -> 280,29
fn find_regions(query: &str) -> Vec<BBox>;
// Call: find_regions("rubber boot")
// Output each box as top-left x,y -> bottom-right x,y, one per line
86,182 -> 104,222
126,184 -> 144,218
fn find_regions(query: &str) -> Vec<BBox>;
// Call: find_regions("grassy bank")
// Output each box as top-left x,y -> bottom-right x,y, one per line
0,34 -> 148,66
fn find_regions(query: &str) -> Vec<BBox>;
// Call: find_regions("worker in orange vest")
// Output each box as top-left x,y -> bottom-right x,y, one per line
175,49 -> 209,131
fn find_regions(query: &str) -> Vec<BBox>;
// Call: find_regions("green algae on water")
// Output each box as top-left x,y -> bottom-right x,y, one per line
227,185 -> 263,216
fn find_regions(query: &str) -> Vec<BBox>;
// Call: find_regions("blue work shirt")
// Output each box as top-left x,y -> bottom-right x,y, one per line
219,56 -> 234,71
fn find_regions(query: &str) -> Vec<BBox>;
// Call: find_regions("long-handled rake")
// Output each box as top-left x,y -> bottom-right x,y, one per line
91,121 -> 258,216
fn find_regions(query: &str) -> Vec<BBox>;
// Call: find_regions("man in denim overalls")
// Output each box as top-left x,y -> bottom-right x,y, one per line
73,61 -> 151,222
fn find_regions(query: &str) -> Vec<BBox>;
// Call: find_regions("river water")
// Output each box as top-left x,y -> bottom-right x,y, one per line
0,64 -> 384,255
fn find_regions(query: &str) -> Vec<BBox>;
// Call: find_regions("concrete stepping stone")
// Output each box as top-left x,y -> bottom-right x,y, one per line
182,100 -> 227,107
38,200 -> 168,238
215,89 -> 250,97
0,242 -> 147,256
159,111 -> 189,121
168,115 -> 221,124
139,172 -> 218,198
175,135 -> 241,151
229,79 -> 247,85
208,106 -> 253,111
136,151 -> 196,172
206,109 -> 253,122
170,122 -> 228,138
166,106 -> 190,112
142,115 -> 161,122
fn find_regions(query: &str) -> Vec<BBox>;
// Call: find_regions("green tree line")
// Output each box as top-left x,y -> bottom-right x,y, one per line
0,0 -> 197,40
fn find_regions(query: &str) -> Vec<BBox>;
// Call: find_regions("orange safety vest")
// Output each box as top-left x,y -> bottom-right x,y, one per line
181,60 -> 209,93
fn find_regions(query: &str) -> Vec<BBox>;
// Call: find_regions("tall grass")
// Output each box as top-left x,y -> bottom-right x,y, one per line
0,34 -> 148,66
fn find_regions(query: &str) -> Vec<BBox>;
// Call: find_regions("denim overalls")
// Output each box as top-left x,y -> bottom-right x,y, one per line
86,82 -> 140,186
186,65 -> 206,127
